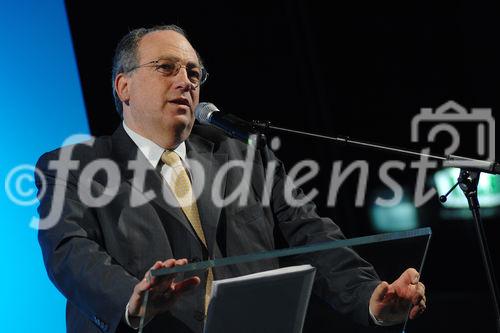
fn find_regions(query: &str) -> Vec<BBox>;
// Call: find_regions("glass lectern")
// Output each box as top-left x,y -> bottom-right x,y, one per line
138,227 -> 431,333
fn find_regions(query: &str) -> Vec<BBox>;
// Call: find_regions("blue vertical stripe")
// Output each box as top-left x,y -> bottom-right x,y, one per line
0,0 -> 89,331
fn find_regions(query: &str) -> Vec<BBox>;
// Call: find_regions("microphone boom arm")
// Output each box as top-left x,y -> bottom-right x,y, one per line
252,120 -> 500,175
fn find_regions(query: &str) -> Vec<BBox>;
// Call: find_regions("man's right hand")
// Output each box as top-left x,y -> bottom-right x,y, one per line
127,258 -> 200,327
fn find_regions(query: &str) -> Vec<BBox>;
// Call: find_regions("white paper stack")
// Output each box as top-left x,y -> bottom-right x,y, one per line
204,265 -> 316,333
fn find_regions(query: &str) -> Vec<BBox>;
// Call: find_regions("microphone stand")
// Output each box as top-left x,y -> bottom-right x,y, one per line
253,120 -> 500,332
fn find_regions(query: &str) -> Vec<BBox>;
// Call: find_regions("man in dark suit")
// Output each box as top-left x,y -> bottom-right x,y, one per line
36,25 -> 426,333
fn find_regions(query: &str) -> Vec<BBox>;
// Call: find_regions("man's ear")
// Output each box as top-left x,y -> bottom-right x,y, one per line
115,73 -> 130,106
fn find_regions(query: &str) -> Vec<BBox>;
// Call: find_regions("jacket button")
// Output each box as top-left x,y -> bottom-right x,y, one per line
194,310 -> 205,321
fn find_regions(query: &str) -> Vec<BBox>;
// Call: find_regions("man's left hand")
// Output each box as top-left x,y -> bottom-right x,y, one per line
369,268 -> 426,325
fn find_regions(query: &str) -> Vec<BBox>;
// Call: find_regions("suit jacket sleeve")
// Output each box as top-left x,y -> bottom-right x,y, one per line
36,150 -> 138,333
260,146 -> 381,326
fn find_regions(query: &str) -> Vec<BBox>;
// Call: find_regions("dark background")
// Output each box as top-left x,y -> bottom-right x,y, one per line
64,1 -> 500,331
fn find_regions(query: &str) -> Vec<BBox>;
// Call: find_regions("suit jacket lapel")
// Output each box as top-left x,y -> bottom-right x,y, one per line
111,125 -> 197,241
186,132 -> 228,255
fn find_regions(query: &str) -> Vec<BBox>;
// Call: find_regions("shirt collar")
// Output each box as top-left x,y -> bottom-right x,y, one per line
123,121 -> 187,168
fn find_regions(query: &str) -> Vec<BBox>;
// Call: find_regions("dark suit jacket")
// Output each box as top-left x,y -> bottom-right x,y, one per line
36,124 -> 380,333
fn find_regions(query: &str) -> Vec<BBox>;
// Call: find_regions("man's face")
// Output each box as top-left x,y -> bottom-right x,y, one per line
121,30 -> 201,148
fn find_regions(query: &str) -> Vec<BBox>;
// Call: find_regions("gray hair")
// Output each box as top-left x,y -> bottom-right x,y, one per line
111,25 -> 199,117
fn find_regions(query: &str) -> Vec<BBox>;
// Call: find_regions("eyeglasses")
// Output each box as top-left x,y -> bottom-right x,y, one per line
127,58 -> 209,88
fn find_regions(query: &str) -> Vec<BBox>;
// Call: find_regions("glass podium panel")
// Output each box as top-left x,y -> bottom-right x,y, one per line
138,227 -> 431,333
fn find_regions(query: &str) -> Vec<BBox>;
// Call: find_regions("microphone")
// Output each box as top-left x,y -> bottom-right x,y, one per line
195,102 -> 264,146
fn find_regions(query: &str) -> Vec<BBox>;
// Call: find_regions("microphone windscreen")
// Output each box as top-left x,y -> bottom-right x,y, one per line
195,102 -> 219,124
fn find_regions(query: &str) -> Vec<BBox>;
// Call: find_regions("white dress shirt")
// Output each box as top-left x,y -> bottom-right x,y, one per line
123,121 -> 189,185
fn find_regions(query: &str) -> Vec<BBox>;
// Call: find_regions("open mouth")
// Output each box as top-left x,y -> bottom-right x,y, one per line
170,98 -> 191,108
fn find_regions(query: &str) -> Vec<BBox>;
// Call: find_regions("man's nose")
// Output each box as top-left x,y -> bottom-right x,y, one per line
172,67 -> 195,91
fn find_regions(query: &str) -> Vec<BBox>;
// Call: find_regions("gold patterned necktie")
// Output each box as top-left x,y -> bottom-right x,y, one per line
161,150 -> 213,314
